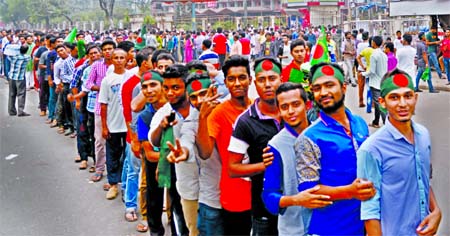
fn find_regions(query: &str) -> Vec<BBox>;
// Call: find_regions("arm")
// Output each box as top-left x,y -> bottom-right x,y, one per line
228,151 -> 266,178
195,88 -> 220,159
357,54 -> 366,71
422,51 -> 429,66
86,63 -> 100,91
131,92 -> 147,112
416,187 -> 442,236
100,103 -> 110,139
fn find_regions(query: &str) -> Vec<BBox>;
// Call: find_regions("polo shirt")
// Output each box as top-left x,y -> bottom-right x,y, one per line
357,119 -> 431,235
295,109 -> 369,235
228,99 -> 282,218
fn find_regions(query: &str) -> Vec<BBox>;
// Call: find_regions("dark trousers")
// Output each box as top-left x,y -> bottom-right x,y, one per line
145,159 -> 165,235
105,132 -> 126,185
8,79 -> 26,115
251,215 -> 278,236
56,83 -> 74,129
76,100 -> 95,162
218,54 -> 226,69
222,209 -> 252,235
370,87 -> 386,126
38,76 -> 49,112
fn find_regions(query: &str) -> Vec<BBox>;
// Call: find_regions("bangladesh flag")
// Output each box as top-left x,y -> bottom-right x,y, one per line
310,26 -> 330,66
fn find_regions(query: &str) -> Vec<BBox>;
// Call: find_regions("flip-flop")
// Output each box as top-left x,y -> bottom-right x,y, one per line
74,156 -> 81,163
124,210 -> 138,222
136,220 -> 148,232
89,166 -> 96,173
90,172 -> 103,182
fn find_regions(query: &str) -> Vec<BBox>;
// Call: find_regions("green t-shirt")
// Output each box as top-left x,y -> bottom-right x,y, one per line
426,32 -> 438,53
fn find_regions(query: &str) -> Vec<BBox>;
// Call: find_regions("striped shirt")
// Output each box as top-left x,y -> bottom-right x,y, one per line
70,60 -> 90,89
85,59 -> 109,115
9,54 -> 31,81
198,49 -> 220,69
58,56 -> 77,84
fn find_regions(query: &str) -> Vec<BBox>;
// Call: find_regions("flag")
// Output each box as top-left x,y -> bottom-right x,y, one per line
310,26 -> 329,66
65,27 -> 77,43
77,40 -> 86,59
135,25 -> 147,51
421,67 -> 430,81
158,126 -> 174,188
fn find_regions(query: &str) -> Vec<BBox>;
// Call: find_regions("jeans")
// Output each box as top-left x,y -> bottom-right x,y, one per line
370,87 -> 386,126
105,132 -> 126,185
197,203 -> 224,236
124,143 -> 141,211
428,51 -> 443,78
48,85 -> 57,120
168,164 -> 189,236
415,66 -> 435,92
222,209 -> 252,235
443,57 -> 450,82
4,56 -> 10,80
38,76 -> 49,112
8,79 -> 26,115
145,160 -> 165,236
76,104 -> 95,162
251,215 -> 278,236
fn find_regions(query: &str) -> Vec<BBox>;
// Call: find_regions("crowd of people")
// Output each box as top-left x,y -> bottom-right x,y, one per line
1,22 -> 447,236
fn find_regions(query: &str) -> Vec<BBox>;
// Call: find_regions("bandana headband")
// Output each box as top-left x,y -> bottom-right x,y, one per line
311,64 -> 344,83
187,79 -> 211,95
380,73 -> 414,97
141,71 -> 163,84
255,59 -> 281,74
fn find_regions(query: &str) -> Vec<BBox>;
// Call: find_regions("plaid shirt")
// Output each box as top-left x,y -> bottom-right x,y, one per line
9,54 -> 31,81
85,59 -> 109,115
70,60 -> 90,89
81,65 -> 97,113
58,56 -> 76,84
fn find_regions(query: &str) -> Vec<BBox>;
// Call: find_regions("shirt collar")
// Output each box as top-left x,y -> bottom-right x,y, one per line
318,108 -> 354,127
284,124 -> 300,138
250,98 -> 275,121
385,117 -> 422,142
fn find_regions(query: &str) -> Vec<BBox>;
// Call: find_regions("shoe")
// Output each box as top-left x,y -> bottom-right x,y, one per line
359,103 -> 366,108
103,183 -> 111,191
429,90 -> 440,93
39,111 -> 46,116
9,113 -> 17,116
45,119 -> 53,124
18,112 -> 31,117
351,83 -> 357,87
124,209 -> 138,222
64,129 -> 74,136
57,127 -> 65,134
369,123 -> 381,128
50,120 -> 58,128
89,166 -> 96,173
415,89 -> 423,92
79,160 -> 88,170
106,185 -> 118,200
74,156 -> 81,163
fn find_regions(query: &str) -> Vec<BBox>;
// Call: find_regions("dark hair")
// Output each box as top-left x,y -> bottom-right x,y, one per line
222,55 -> 251,78
275,82 -> 308,105
402,34 -> 412,45
345,31 -> 352,37
253,56 -> 282,74
117,40 -> 135,53
202,39 -> 212,48
162,64 -> 189,82
86,45 -> 100,54
19,45 -> 29,54
151,49 -> 169,66
100,39 -> 116,49
217,27 -> 223,33
136,47 -> 153,67
310,62 -> 345,85
372,36 -> 383,47
63,42 -> 76,50
49,37 -> 57,44
384,42 -> 394,53
396,30 -> 402,34
368,37 -> 373,47
156,53 -> 175,64
76,33 -> 84,38
290,39 -> 306,52
55,44 -> 66,51
186,60 -> 207,71
362,31 -> 369,41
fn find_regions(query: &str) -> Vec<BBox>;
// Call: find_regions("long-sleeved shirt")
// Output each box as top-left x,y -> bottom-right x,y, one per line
85,59 -> 109,115
357,119 -> 431,235
8,54 -> 31,80
56,56 -> 76,84
363,48 -> 387,90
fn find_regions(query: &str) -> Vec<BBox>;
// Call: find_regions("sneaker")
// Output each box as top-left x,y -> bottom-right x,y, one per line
106,185 -> 118,200
429,90 -> 440,93
18,112 -> 31,117
415,89 -> 423,92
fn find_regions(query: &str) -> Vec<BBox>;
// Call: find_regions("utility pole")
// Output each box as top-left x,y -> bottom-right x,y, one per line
192,2 -> 196,31
244,0 -> 248,28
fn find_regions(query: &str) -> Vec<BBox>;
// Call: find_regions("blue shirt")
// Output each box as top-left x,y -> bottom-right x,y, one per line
9,54 -> 31,81
137,104 -> 156,142
295,109 -> 369,235
357,118 -> 431,235
70,60 -> 90,89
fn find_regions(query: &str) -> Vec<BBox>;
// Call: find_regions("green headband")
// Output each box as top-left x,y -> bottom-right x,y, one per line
380,73 -> 414,97
255,59 -> 281,74
311,64 -> 344,83
141,71 -> 163,84
187,79 -> 211,95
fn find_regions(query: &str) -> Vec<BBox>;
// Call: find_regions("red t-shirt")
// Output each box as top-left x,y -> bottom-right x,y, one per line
121,74 -> 141,143
240,38 -> 251,55
208,100 -> 252,212
281,61 -> 301,83
441,38 -> 450,58
213,33 -> 227,55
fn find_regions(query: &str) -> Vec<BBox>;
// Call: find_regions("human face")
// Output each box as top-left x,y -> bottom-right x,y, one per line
56,47 -> 68,59
101,44 -> 115,60
111,50 -> 127,70
163,78 -> 187,107
445,30 -> 450,38
116,36 -> 124,44
277,89 -> 307,129
326,33 -> 331,41
142,57 -> 153,71
291,45 -> 306,64
26,36 -> 33,44
311,76 -> 346,114
225,66 -> 251,99
254,70 -> 282,104
142,80 -> 163,104
189,88 -> 208,110
282,36 -> 289,43
19,37 -> 26,45
380,87 -> 417,123
88,48 -> 101,62
76,35 -> 85,41
56,38 -> 64,45
156,59 -> 173,73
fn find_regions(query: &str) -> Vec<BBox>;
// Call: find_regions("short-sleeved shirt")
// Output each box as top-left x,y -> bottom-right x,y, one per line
228,99 -> 282,218
425,32 -> 439,53
295,109 -> 369,235
121,74 -> 141,143
416,41 -> 427,68
207,100 -> 251,212
98,72 -> 128,133
359,47 -> 374,71
38,50 -> 49,78
213,33 -> 227,55
357,119 -> 431,235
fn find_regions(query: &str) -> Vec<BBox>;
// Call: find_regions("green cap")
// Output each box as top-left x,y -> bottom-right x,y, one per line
380,72 -> 414,98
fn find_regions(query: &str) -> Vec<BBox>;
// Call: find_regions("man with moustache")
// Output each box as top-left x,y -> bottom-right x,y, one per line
295,62 -> 376,235
281,39 -> 307,83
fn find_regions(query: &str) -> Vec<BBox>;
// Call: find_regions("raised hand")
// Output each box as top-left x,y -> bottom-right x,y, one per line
199,85 -> 221,119
166,139 -> 188,164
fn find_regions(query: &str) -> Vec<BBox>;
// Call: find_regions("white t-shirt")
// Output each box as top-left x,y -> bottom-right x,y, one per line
98,72 -> 127,133
394,38 -> 403,50
357,42 -> 369,71
281,43 -> 293,67
396,46 -> 417,80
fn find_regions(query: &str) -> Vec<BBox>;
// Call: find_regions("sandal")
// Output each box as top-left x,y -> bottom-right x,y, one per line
89,166 -> 96,173
74,156 -> 81,163
124,210 -> 138,222
79,160 -> 88,170
90,172 -> 103,182
136,220 -> 148,232
69,132 -> 77,138
103,183 -> 111,191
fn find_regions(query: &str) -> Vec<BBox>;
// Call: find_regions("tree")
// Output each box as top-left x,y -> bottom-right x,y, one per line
0,0 -> 31,27
28,0 -> 74,29
99,0 -> 115,29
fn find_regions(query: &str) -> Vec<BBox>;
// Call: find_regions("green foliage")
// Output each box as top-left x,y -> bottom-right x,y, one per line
213,20 -> 234,31
0,0 -> 31,26
143,15 -> 156,26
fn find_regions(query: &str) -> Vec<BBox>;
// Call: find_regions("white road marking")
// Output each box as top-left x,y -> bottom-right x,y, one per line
5,154 -> 18,160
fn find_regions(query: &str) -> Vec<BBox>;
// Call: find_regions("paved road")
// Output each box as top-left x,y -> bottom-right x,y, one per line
1,78 -> 449,235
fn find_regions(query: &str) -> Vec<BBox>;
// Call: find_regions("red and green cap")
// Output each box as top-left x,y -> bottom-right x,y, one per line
311,64 -> 344,83
255,59 -> 281,75
186,71 -> 211,95
141,70 -> 163,84
380,72 -> 414,97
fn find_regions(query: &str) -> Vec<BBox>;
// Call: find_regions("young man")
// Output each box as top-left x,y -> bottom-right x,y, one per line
396,34 -> 417,84
393,30 -> 403,53
196,55 -> 253,235
357,69 -> 442,235
228,57 -> 283,235
356,32 -> 371,107
212,27 -> 227,68
342,31 -> 357,87
295,62 -> 376,235
281,39 -> 307,83
198,39 -> 219,70
278,34 -> 292,68
442,28 -> 450,85
363,36 -> 387,128
8,45 -> 31,117
86,40 -> 116,183
98,48 -> 128,200
415,32 -> 439,93
426,26 -> 447,80
262,82 -> 333,235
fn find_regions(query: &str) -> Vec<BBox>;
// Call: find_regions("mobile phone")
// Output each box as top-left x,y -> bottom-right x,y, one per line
167,111 -> 176,124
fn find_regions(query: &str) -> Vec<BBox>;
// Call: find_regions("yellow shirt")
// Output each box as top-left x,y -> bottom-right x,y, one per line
360,47 -> 374,71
